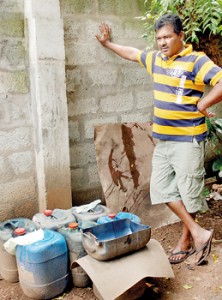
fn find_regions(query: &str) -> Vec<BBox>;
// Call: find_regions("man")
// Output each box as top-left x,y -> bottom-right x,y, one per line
96,14 -> 222,265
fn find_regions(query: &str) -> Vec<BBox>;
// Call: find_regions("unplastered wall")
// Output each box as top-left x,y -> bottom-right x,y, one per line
0,0 -> 38,221
60,0 -> 154,204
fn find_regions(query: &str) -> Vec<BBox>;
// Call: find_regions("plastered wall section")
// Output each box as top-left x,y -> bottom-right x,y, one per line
60,0 -> 155,204
0,0 -> 38,221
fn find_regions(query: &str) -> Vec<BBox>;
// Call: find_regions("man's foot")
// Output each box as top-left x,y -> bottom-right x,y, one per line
195,229 -> 214,265
169,247 -> 195,264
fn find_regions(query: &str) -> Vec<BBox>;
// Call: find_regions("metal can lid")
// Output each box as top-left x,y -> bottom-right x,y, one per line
68,222 -> 78,229
14,228 -> 26,235
108,213 -> 116,219
43,209 -> 53,216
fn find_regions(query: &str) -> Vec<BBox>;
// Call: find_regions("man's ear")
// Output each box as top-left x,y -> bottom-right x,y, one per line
179,31 -> 185,41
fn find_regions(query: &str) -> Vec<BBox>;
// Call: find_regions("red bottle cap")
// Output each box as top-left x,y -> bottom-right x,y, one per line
14,228 -> 26,236
108,213 -> 116,219
43,209 -> 53,216
68,222 -> 78,230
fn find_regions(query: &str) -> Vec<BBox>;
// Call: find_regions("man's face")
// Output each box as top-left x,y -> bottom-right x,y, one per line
155,24 -> 184,58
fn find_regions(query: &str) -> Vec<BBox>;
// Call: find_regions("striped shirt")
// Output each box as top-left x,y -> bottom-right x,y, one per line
137,44 -> 222,142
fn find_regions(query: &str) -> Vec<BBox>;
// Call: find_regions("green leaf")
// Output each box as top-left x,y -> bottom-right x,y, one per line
212,157 -> 222,172
182,284 -> 193,290
215,119 -> 222,127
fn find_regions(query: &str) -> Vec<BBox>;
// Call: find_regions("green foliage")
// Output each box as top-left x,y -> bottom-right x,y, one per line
201,186 -> 211,197
138,0 -> 222,49
206,117 -> 222,144
212,157 -> 222,171
206,117 -> 222,173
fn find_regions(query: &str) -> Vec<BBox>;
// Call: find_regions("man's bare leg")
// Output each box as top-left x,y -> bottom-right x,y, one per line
167,200 -> 212,264
168,221 -> 192,262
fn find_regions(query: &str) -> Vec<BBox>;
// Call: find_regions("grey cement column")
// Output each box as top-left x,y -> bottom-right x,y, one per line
24,0 -> 72,210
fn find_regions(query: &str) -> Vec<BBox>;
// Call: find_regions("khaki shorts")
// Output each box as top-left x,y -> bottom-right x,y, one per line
150,139 -> 208,213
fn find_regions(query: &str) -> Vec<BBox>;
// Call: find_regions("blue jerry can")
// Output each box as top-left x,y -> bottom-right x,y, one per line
16,229 -> 70,299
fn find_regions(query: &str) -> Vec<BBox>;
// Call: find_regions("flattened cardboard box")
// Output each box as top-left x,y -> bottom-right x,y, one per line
72,239 -> 174,300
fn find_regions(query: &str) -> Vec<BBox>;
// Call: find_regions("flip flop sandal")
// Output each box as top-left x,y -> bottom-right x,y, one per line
195,229 -> 214,266
169,247 -> 195,264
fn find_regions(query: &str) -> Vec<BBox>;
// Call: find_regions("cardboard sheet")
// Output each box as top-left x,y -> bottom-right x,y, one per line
94,122 -> 156,217
72,239 -> 174,300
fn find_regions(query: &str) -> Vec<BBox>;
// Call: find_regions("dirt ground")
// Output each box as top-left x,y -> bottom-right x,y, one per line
0,198 -> 222,300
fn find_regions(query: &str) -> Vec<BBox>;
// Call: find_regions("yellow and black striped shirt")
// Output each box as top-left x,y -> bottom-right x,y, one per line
137,45 -> 222,141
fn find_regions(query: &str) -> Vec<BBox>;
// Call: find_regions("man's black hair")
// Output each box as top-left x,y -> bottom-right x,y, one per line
154,14 -> 183,34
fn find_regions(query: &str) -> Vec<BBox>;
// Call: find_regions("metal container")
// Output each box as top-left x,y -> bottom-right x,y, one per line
81,219 -> 151,260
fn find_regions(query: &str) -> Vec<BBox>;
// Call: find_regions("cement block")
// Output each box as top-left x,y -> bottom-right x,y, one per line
69,121 -> 80,141
122,67 -> 150,87
124,21 -> 145,39
98,46 -> 127,64
0,70 -> 29,94
60,0 -> 95,15
0,127 -> 31,152
64,18 -> 82,41
0,156 -> 14,182
0,102 -> 8,125
121,112 -> 151,123
68,97 -> 98,116
0,19 -> 24,37
8,151 -> 33,175
13,198 -> 38,219
136,90 -> 154,109
70,143 -> 96,167
84,116 -> 118,139
0,0 -> 24,14
98,0 -> 133,15
101,92 -> 134,113
65,42 -> 96,65
5,94 -> 31,125
71,168 -> 84,189
0,40 -> 27,70
66,69 -> 82,92
0,177 -> 36,205
87,164 -> 100,185
87,68 -> 118,86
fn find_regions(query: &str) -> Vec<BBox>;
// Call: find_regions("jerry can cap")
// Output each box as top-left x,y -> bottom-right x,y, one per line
68,222 -> 78,229
14,228 -> 26,235
108,213 -> 116,219
43,209 -> 53,216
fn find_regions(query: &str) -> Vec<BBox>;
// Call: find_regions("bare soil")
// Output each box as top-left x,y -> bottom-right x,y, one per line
0,198 -> 222,300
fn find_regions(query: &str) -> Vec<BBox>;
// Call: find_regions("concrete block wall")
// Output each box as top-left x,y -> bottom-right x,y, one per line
0,0 -> 38,221
60,0 -> 154,204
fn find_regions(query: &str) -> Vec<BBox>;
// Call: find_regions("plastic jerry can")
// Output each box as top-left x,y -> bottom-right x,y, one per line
16,229 -> 70,299
58,222 -> 96,288
96,213 -> 117,224
32,208 -> 76,230
97,212 -> 141,224
115,212 -> 141,223
71,204 -> 110,223
0,218 -> 37,282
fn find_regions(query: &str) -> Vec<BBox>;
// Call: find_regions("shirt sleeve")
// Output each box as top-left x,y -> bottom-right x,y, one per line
136,50 -> 156,76
193,53 -> 222,86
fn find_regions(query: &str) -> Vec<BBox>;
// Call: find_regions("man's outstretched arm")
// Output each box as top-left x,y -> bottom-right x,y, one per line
95,22 -> 140,62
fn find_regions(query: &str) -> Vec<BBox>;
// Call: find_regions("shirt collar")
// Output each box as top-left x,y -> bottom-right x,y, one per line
160,44 -> 193,61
